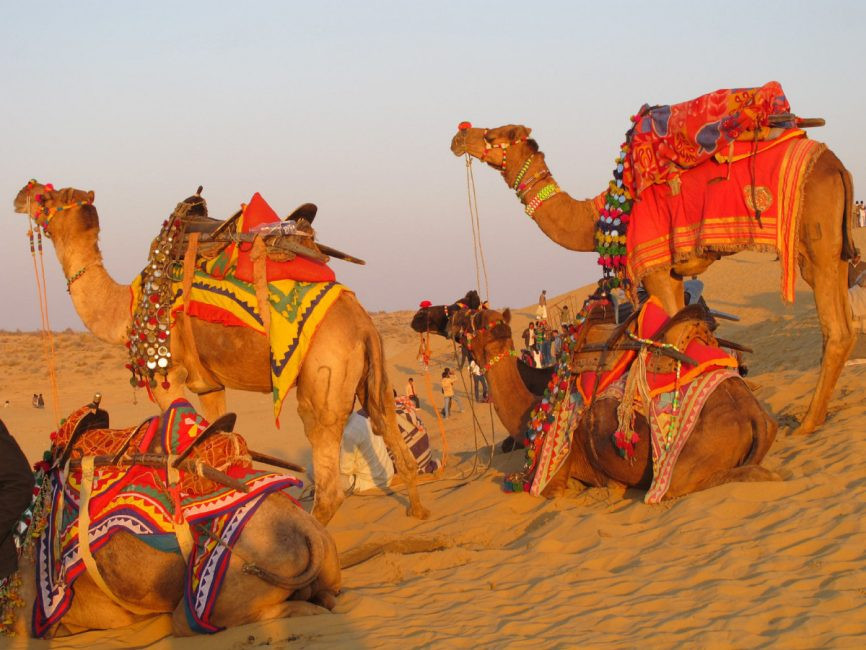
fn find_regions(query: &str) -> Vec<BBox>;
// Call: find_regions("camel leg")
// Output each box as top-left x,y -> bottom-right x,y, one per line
297,366 -> 353,526
642,270 -> 685,315
794,259 -> 855,434
691,465 -> 782,493
367,401 -> 430,520
197,388 -> 227,421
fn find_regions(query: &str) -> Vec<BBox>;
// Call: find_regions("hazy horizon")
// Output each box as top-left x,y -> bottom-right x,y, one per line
3,0 -> 865,331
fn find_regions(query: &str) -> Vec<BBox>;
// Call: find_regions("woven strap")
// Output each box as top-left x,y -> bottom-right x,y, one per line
166,454 -> 194,561
78,456 -> 159,614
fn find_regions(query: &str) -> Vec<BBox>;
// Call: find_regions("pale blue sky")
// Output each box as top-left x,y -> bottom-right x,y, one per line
2,0 -> 865,330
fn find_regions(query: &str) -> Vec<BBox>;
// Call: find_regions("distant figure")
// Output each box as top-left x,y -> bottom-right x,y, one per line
536,289 -> 548,320
559,304 -> 571,327
405,377 -> 420,409
859,200 -> 866,228
3,400 -> 9,408
1,419 -> 36,582
339,408 -> 394,493
440,368 -> 461,417
31,394 -> 38,409
522,321 -> 535,350
36,393 -> 45,409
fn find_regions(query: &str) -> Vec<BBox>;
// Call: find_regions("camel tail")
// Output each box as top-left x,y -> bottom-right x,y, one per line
359,316 -> 429,519
835,152 -> 859,263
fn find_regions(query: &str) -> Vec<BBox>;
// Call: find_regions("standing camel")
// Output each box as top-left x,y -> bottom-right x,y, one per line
412,304 -> 779,499
12,183 -> 428,524
450,125 -> 856,435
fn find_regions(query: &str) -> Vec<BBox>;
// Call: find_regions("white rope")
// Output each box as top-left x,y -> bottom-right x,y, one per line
464,156 -> 491,304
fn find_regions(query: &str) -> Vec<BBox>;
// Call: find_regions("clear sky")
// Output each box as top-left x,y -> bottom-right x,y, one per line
2,0 -> 865,330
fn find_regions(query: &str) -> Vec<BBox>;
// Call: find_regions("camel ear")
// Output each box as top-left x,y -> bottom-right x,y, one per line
87,190 -> 95,203
502,308 -> 511,324
505,125 -> 531,141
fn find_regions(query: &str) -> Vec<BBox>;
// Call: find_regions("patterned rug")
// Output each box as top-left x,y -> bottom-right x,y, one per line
32,400 -> 301,637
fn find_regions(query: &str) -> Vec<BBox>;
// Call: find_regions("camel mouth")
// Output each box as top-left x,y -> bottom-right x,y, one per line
450,133 -> 467,156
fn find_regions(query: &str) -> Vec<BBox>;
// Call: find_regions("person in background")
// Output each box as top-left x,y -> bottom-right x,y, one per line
36,394 -> 45,409
1,420 -> 36,584
405,377 -> 420,408
469,359 -> 489,402
522,321 -> 535,351
536,289 -> 548,320
440,368 -> 461,417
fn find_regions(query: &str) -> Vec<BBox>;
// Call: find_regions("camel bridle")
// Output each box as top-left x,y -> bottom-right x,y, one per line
23,180 -> 99,290
479,130 -> 529,173
24,180 -> 93,237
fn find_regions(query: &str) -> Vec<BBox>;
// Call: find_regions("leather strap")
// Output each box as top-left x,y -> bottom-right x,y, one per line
78,457 -> 159,614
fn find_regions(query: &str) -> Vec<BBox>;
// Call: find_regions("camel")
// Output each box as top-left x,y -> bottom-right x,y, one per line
412,303 -> 780,499
13,491 -> 340,638
12,182 -> 428,524
450,124 -> 857,436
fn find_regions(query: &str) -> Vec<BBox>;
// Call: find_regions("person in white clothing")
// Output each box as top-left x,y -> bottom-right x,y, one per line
339,409 -> 394,493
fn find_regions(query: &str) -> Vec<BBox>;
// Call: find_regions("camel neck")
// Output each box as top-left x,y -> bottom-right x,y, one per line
504,150 -> 601,253
53,221 -> 132,344
482,341 -> 538,438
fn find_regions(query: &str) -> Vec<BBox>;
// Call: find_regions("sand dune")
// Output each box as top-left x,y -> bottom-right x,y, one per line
3,231 -> 866,648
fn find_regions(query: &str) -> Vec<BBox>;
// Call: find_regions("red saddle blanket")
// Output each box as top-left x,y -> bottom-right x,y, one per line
619,133 -> 826,302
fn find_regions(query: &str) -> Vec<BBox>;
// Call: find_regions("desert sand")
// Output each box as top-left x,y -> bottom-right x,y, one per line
2,231 -> 866,648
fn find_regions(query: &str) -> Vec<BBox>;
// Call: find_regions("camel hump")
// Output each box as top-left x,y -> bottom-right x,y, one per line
285,202 -> 318,224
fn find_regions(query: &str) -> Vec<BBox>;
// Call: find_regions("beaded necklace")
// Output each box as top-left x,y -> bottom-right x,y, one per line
525,183 -> 561,218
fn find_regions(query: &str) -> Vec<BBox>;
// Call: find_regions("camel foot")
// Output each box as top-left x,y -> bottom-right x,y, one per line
406,503 -> 431,520
790,416 -> 822,436
313,589 -> 338,610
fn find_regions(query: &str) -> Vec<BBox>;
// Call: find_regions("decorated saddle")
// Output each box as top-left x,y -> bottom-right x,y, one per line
32,399 -> 302,636
128,191 -> 349,420
506,296 -> 739,501
594,81 -> 835,302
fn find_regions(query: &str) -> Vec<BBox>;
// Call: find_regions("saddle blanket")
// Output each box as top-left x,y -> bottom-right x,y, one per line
33,400 -> 301,636
625,134 -> 826,302
624,81 -> 791,196
644,368 -> 740,503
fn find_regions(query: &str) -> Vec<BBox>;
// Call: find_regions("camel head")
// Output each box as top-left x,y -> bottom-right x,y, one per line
450,123 -> 538,181
13,181 -> 98,242
450,307 -> 515,368
410,290 -> 481,338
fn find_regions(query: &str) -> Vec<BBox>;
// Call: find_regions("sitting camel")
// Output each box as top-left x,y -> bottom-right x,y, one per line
12,182 -> 427,525
10,409 -> 340,638
411,302 -> 779,499
451,124 -> 857,436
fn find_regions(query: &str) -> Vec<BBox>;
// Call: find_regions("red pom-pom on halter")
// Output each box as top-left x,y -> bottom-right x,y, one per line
419,300 -> 432,309
458,121 -> 472,131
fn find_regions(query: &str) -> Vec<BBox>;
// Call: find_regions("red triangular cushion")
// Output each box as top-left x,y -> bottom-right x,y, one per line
234,193 -> 335,283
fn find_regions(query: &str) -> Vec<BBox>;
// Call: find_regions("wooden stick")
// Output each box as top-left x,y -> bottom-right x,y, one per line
69,453 -> 249,492
579,342 -> 698,366
315,243 -> 366,265
248,450 -> 306,474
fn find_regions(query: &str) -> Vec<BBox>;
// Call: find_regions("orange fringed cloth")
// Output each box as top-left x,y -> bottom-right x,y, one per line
626,132 -> 826,302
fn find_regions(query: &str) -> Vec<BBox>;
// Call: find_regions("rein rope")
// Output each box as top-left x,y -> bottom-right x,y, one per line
464,156 -> 491,304
25,182 -> 62,426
